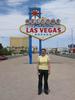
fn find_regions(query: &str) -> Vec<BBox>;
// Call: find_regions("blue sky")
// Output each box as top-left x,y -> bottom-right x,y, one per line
0,0 -> 75,48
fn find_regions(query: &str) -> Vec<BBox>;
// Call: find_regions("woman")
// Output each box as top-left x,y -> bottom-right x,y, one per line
37,48 -> 51,95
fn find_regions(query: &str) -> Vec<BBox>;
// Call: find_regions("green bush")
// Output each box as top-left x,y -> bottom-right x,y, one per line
19,49 -> 28,54
0,48 -> 12,55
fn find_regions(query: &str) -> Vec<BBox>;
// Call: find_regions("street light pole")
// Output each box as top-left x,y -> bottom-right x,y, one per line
71,28 -> 73,54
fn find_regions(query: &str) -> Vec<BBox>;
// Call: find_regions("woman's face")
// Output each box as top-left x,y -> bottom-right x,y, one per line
41,49 -> 46,56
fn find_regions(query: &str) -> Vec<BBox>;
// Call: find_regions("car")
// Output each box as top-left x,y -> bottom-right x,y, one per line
0,55 -> 8,60
60,51 -> 69,55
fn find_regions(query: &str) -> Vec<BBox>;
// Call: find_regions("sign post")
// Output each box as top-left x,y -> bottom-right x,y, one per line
29,8 -> 32,64
39,40 -> 42,55
29,35 -> 32,64
28,7 -> 42,63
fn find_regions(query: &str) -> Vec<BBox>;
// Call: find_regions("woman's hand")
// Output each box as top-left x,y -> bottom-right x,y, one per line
48,70 -> 50,75
37,70 -> 40,76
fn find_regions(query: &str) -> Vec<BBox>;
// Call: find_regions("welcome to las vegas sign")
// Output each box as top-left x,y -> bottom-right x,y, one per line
20,18 -> 66,40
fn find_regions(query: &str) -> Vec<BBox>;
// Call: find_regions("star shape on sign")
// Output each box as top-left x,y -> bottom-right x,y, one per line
32,10 -> 40,16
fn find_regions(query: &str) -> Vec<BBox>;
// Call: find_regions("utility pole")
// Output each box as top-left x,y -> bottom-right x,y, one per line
71,28 -> 73,54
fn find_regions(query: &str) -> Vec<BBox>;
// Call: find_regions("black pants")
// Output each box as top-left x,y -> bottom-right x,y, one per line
38,70 -> 49,92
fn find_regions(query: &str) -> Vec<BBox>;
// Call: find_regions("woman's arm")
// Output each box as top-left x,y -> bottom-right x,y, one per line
47,56 -> 51,75
37,57 -> 40,74
37,62 -> 39,71
48,61 -> 51,75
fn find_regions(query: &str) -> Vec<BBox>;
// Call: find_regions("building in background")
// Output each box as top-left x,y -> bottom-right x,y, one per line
32,46 -> 38,53
10,37 -> 28,54
68,44 -> 75,53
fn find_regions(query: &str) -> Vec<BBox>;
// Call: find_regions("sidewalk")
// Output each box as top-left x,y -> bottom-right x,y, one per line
0,54 -> 75,100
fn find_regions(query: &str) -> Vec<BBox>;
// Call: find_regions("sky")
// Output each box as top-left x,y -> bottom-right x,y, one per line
0,0 -> 75,48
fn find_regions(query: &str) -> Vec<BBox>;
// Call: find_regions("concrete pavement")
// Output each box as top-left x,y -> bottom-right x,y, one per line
0,54 -> 75,100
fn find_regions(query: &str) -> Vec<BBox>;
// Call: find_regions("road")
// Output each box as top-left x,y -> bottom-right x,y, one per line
0,54 -> 75,100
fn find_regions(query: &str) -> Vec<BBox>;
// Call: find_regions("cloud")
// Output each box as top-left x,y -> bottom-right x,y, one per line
7,0 -> 27,6
0,0 -> 53,15
0,13 -> 28,37
40,0 -> 75,47
0,0 -> 75,47
41,0 -> 75,34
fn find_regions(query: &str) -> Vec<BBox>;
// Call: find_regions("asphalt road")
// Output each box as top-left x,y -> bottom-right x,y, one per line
0,54 -> 75,100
